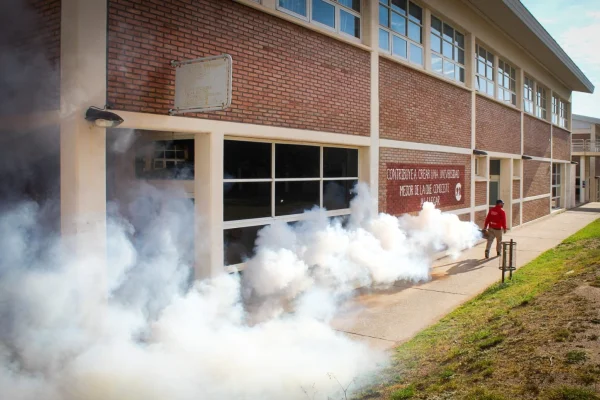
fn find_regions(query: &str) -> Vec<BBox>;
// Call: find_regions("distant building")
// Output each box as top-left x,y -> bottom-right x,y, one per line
572,114 -> 600,204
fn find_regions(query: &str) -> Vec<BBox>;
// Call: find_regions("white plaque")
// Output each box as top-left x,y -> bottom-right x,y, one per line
170,54 -> 232,115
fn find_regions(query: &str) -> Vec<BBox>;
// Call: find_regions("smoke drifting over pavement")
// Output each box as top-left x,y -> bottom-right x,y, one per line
0,181 -> 480,400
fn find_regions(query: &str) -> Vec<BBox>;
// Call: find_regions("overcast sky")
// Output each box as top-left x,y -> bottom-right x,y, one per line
520,0 -> 599,117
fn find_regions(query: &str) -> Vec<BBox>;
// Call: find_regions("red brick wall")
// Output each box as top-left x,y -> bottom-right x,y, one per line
475,210 -> 487,228
475,181 -> 487,206
572,133 -> 590,140
513,180 -> 520,200
553,127 -> 571,161
4,0 -> 61,114
475,96 -> 521,154
379,58 -> 471,148
523,160 -> 550,197
379,148 -> 471,215
523,115 -> 551,158
106,0 -> 370,135
523,198 -> 550,223
512,203 -> 520,227
458,213 -> 470,222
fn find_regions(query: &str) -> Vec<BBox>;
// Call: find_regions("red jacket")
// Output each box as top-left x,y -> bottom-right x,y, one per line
484,205 -> 507,230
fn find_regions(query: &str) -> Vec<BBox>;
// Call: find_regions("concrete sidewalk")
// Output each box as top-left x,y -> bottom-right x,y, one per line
331,203 -> 600,351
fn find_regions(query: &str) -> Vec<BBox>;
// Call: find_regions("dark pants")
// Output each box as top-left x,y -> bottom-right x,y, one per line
485,228 -> 503,254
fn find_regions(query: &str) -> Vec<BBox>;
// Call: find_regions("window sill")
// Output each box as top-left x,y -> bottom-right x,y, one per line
233,0 -> 371,53
552,123 -> 571,133
475,91 -> 522,113
380,52 -> 472,93
523,112 -> 552,126
475,176 -> 489,182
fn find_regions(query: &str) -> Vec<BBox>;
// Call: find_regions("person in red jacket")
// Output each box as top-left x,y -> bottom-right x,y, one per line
483,199 -> 507,258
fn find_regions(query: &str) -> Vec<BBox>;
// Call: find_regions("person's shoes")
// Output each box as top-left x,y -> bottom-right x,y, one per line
485,251 -> 489,259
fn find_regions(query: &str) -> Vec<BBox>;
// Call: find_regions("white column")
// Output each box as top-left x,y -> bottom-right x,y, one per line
580,156 -> 586,204
60,0 -> 108,258
195,131 -> 224,279
468,34 -> 476,221
367,0 -> 380,210
590,125 -> 597,201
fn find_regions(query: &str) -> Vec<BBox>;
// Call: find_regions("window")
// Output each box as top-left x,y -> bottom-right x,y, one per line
135,139 -> 194,180
552,163 -> 562,209
430,15 -> 465,83
497,60 -> 516,106
379,0 -> 424,66
476,44 -> 494,96
278,0 -> 361,38
523,76 -> 534,114
552,95 -> 569,128
536,85 -> 547,120
223,140 -> 359,265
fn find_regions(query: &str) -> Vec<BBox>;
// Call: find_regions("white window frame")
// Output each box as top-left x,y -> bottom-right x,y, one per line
523,75 -> 534,115
277,0 -> 362,40
223,138 -> 360,230
551,163 -> 562,209
475,44 -> 495,97
497,59 -> 516,106
378,0 -> 424,66
552,95 -> 569,129
430,14 -> 465,83
150,141 -> 189,170
535,84 -> 547,120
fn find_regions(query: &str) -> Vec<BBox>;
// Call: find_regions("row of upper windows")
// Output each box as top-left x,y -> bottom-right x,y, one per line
253,0 -> 571,129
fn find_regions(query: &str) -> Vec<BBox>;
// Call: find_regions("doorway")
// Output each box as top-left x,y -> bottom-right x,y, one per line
489,159 -> 501,205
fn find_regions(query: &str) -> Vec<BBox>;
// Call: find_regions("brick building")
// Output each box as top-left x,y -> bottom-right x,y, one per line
571,114 -> 600,205
10,0 -> 594,277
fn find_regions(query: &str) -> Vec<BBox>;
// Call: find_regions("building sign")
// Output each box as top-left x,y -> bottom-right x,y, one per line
170,54 -> 232,115
386,163 -> 466,215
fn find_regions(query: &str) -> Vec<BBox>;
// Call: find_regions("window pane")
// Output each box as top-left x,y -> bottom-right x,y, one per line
379,4 -> 389,26
477,60 -> 486,76
224,140 -> 271,179
455,31 -> 464,48
275,144 -> 319,178
224,182 -> 271,221
456,48 -> 464,64
487,81 -> 494,96
408,21 -> 421,43
340,10 -> 360,38
486,65 -> 494,80
275,181 -> 320,216
379,28 -> 390,51
323,147 -> 358,177
432,53 -> 443,73
408,2 -> 422,23
430,33 -> 441,53
391,0 -> 407,15
279,0 -> 307,16
490,160 -> 501,175
478,46 -> 486,62
323,180 -> 358,210
393,35 -> 407,58
391,12 -> 406,35
442,24 -> 453,42
137,139 -> 194,180
409,43 -> 423,65
442,40 -> 452,59
443,60 -> 455,80
431,16 -> 442,35
339,0 -> 360,12
224,225 -> 266,266
486,50 -> 494,65
312,0 -> 335,27
456,66 -> 465,82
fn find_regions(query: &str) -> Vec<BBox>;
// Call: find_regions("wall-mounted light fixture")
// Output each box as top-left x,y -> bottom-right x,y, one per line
473,149 -> 488,156
521,155 -> 533,160
85,107 -> 124,128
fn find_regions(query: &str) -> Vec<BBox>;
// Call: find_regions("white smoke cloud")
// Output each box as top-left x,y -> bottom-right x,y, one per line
0,183 -> 480,400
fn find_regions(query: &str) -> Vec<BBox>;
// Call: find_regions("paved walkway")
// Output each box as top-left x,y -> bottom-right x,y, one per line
331,203 -> 600,351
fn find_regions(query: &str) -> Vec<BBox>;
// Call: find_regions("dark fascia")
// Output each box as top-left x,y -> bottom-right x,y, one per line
572,114 -> 600,125
503,0 -> 594,93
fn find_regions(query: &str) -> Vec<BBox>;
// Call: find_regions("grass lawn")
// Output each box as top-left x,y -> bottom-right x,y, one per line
359,219 -> 600,400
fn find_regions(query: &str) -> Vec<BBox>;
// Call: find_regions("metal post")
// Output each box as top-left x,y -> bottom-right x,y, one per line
509,239 -> 514,280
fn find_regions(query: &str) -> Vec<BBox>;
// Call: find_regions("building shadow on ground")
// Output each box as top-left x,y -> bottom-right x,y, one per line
440,257 -> 498,276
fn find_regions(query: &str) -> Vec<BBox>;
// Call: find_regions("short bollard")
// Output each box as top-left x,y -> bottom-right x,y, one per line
499,239 -> 517,283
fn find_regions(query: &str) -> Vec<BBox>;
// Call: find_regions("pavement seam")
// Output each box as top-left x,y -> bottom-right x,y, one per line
410,287 -> 468,296
334,329 -> 397,343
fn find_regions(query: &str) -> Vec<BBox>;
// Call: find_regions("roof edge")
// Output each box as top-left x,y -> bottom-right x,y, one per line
504,0 -> 594,94
573,114 -> 600,124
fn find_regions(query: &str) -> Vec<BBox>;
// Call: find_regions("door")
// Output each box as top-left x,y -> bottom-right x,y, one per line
489,159 -> 501,205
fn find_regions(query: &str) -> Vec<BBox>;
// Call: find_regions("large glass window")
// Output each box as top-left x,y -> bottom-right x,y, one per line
552,163 -> 562,209
523,76 -> 534,114
135,139 -> 194,180
552,95 -> 569,128
536,85 -> 547,120
278,0 -> 361,38
497,59 -> 516,106
430,15 -> 465,83
475,44 -> 494,96
379,0 -> 424,66
223,140 -> 359,265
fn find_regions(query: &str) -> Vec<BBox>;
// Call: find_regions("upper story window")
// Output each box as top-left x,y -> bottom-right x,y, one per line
475,44 -> 494,96
523,76 -> 534,114
536,86 -> 547,120
497,60 -> 516,106
552,95 -> 569,129
378,0 -> 424,66
430,15 -> 465,83
278,0 -> 361,39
